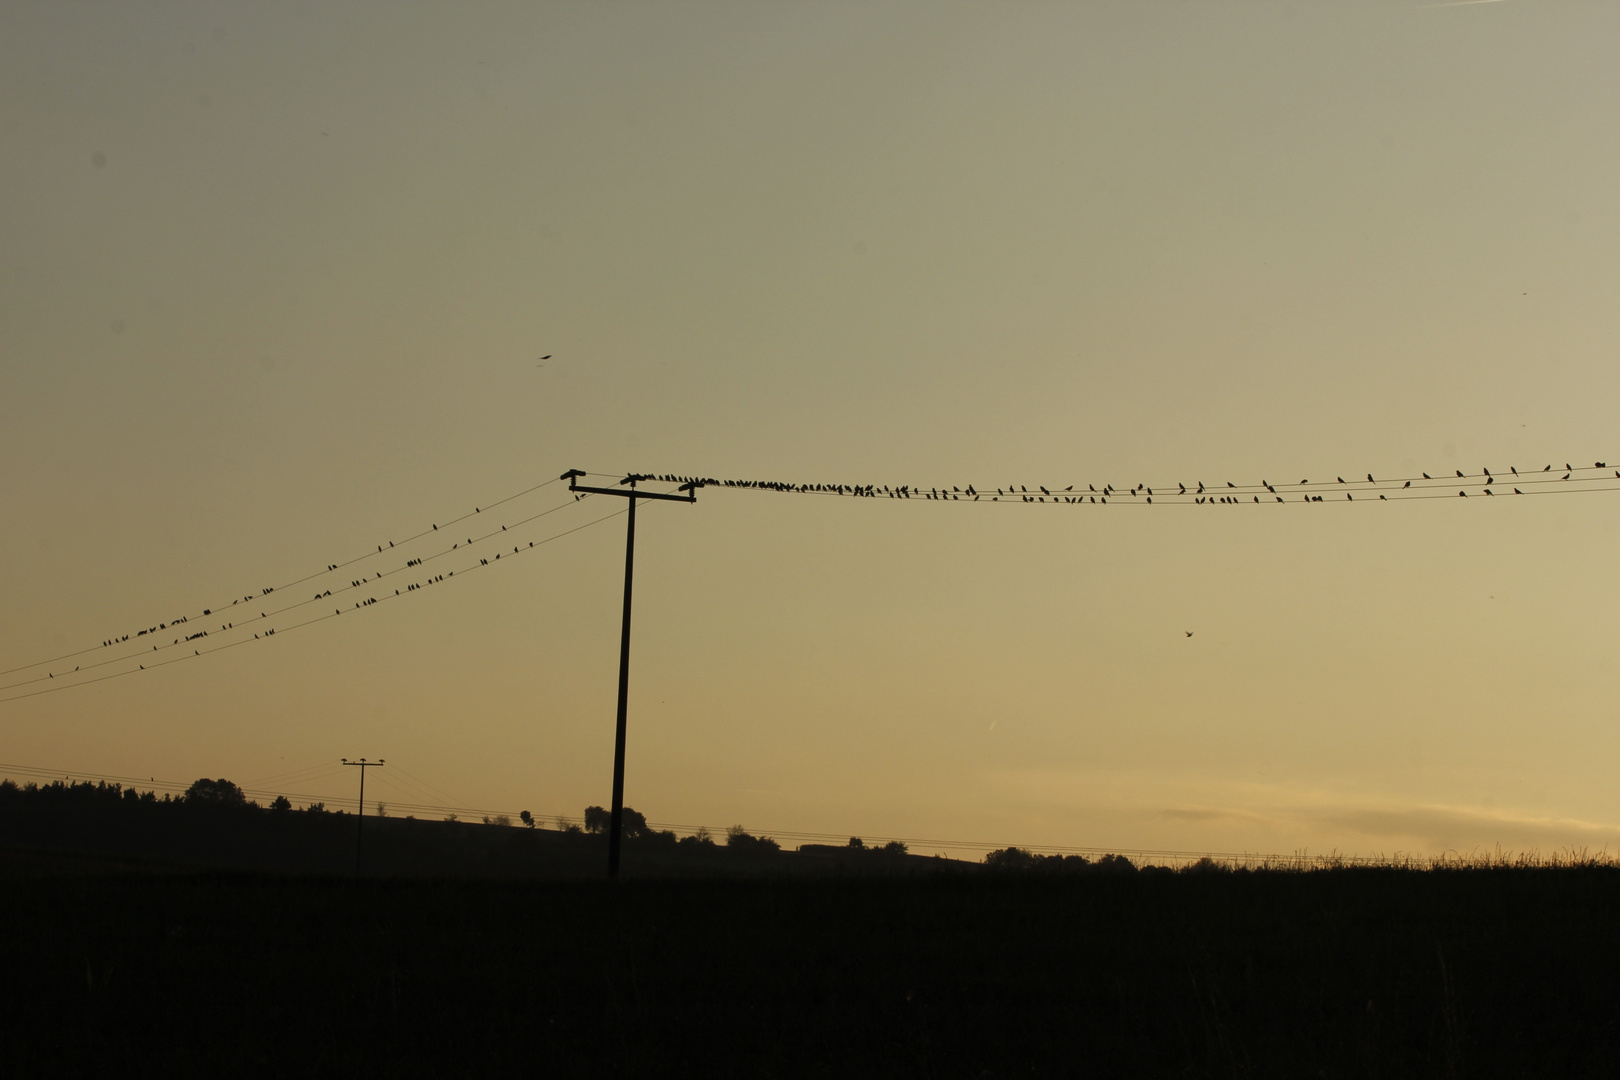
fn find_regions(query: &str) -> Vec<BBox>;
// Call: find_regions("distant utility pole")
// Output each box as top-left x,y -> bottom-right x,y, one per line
563,469 -> 699,878
341,757 -> 384,873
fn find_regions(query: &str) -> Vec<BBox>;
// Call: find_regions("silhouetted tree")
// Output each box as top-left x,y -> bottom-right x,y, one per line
621,807 -> 648,838
677,827 -> 715,850
269,795 -> 292,813
185,778 -> 246,807
725,826 -> 780,856
519,810 -> 535,829
848,837 -> 865,849
985,846 -> 1039,871
583,805 -> 610,834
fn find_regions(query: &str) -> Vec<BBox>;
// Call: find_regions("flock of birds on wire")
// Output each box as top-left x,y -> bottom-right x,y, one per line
644,462 -> 1620,505
3,459 -> 1617,705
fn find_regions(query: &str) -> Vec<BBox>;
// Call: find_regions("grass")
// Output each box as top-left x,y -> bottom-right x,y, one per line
4,861 -> 1619,1077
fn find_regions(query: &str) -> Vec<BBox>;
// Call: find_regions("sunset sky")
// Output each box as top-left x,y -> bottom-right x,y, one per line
4,0 -> 1619,859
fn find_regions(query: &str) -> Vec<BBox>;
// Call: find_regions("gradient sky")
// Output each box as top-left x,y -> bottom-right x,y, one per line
4,0 -> 1619,859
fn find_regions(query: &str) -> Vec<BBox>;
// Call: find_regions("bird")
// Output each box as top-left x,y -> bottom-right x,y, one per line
1423,473 -> 1431,479
1456,470 -> 1465,478
1367,474 -> 1375,483
1403,481 -> 1411,488
1185,631 -> 1193,637
1338,477 -> 1346,484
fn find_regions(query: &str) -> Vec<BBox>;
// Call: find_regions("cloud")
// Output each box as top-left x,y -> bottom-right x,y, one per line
983,766 -> 1620,857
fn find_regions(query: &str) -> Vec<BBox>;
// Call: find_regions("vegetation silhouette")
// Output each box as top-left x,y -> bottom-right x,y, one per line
0,779 -> 954,879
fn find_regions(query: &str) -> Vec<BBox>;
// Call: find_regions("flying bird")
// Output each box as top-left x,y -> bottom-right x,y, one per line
1185,631 -> 1193,637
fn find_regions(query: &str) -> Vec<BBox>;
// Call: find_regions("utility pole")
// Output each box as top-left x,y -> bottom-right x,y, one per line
341,757 -> 384,873
563,469 -> 699,878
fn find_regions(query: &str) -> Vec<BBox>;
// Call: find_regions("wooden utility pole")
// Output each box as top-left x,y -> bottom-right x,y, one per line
341,757 -> 384,873
562,470 -> 699,878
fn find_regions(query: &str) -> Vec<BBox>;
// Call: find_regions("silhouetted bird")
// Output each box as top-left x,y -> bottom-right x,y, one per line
1185,631 -> 1193,637
1403,481 -> 1411,488
1423,473 -> 1431,479
1456,471 -> 1465,478
1338,477 -> 1346,484
1368,474 -> 1375,483
1515,488 -> 1523,494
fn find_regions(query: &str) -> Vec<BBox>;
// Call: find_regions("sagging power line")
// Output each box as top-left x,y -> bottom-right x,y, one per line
0,499 -> 633,704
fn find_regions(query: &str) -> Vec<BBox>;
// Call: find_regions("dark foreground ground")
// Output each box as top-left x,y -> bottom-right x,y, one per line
4,855 -> 1618,1077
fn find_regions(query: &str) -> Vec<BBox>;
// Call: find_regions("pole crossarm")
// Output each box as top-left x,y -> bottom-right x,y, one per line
563,470 -> 700,503
567,483 -> 696,503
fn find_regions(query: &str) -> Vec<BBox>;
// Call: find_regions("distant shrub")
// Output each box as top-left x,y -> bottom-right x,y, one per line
269,796 -> 292,813
984,849 -> 1135,875
985,847 -> 1041,872
726,826 -> 780,856
1184,856 -> 1230,874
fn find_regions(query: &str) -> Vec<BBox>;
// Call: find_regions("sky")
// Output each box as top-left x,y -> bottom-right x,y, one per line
3,0 -> 1619,860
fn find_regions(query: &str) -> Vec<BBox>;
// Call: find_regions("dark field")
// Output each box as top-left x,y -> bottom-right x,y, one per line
5,859 -> 1620,1077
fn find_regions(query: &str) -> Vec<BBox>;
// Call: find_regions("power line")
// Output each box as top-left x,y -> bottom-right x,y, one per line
0,759 -> 1379,867
0,475 -> 569,679
0,492 -> 597,695
0,502 -> 635,705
